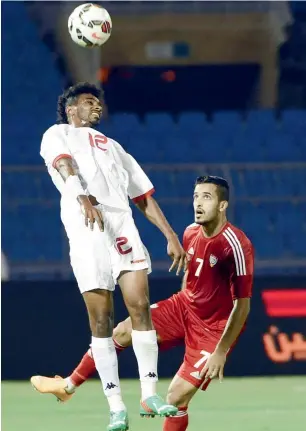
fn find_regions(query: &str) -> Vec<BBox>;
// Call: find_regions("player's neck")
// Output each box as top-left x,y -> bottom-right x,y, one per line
201,216 -> 227,238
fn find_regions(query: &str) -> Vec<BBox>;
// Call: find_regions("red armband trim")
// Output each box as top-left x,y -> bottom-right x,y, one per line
132,188 -> 155,203
52,154 -> 72,168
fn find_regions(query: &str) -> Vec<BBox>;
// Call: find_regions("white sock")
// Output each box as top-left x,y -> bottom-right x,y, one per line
131,330 -> 158,400
91,336 -> 126,412
64,377 -> 76,394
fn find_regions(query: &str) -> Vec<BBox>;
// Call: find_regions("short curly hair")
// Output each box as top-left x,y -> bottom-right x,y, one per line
57,82 -> 103,124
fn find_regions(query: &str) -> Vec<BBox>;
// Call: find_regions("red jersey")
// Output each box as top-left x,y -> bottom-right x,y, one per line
181,221 -> 254,330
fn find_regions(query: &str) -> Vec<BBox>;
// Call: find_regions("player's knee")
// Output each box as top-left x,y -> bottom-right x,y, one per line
129,300 -> 151,328
130,296 -> 150,316
91,311 -> 113,338
113,320 -> 132,346
129,294 -> 150,312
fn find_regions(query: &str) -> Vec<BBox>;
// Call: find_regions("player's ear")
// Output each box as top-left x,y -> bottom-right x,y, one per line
219,200 -> 228,212
66,104 -> 75,118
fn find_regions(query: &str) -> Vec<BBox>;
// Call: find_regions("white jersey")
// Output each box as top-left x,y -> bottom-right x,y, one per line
40,124 -> 154,212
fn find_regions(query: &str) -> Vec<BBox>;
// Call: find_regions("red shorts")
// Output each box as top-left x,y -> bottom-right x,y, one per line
151,292 -> 235,391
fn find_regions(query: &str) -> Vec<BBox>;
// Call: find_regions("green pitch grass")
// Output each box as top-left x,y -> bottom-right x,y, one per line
2,377 -> 306,430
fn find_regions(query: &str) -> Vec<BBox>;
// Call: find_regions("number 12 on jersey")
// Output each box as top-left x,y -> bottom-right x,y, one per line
195,258 -> 204,277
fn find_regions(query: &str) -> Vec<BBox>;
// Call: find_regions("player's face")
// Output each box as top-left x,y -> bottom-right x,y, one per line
193,183 -> 225,224
75,93 -> 102,125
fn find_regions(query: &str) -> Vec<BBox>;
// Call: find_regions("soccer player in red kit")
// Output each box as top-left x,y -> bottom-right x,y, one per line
31,175 -> 254,430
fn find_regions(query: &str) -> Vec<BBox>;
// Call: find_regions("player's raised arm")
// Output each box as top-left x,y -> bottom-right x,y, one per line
40,127 -> 103,231
56,158 -> 103,231
112,140 -> 186,275
201,237 -> 254,383
136,196 -> 186,275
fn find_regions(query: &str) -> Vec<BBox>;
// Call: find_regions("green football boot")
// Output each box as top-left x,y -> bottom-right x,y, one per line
107,410 -> 129,431
140,394 -> 178,418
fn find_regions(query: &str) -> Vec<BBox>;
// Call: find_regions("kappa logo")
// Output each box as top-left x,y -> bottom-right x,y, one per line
145,372 -> 157,378
105,382 -> 118,391
209,254 -> 218,267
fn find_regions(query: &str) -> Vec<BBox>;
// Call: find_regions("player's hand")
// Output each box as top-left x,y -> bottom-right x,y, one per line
78,196 -> 104,232
200,349 -> 227,384
167,234 -> 186,275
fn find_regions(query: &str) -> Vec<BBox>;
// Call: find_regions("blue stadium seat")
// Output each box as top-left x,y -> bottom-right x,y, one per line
144,113 -> 176,133
99,120 -> 116,139
233,201 -> 288,259
168,170 -> 199,197
132,211 -> 165,260
2,2 -> 63,165
231,130 -> 265,162
231,168 -> 304,199
245,110 -> 278,135
212,111 -> 242,133
111,113 -> 142,134
264,132 -> 299,162
177,112 -> 208,132
206,130 -> 235,162
2,204 -> 62,261
127,131 -> 163,163
161,133 -> 207,163
147,170 -> 179,199
282,110 -> 306,135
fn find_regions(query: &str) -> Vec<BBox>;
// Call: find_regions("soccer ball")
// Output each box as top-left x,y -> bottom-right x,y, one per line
68,3 -> 112,48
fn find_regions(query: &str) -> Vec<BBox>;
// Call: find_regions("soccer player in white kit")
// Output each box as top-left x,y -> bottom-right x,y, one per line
38,82 -> 185,431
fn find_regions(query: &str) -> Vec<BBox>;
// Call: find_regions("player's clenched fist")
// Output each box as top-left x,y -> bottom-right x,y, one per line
78,196 -> 104,231
167,233 -> 186,275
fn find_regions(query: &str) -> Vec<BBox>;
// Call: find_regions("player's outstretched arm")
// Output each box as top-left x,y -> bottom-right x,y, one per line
216,298 -> 250,354
201,298 -> 250,383
55,157 -> 104,231
201,236 -> 254,383
135,196 -> 186,275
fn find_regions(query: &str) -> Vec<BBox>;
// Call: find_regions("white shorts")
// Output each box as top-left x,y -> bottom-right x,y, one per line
63,204 -> 151,293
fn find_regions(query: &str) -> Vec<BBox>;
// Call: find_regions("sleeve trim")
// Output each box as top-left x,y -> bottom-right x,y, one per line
223,227 -> 247,276
132,188 -> 155,203
52,154 -> 72,168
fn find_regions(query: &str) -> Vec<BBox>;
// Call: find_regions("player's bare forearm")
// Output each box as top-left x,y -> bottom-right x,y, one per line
55,157 -> 103,230
215,298 -> 250,354
136,196 -> 185,274
55,157 -> 87,203
55,157 -> 77,180
135,196 -> 177,240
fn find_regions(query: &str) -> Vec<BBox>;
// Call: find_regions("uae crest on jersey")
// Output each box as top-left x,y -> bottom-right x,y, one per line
209,254 -> 218,267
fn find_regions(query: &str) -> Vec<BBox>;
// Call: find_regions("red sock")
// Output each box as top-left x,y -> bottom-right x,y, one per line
113,338 -> 127,355
70,350 -> 96,387
163,407 -> 189,431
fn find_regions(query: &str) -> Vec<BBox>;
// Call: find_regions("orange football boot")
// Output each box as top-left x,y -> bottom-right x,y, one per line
30,375 -> 74,403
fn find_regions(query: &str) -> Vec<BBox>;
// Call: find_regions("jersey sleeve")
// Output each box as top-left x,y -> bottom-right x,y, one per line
112,140 -> 155,203
229,238 -> 254,300
40,125 -> 72,169
183,228 -> 190,252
